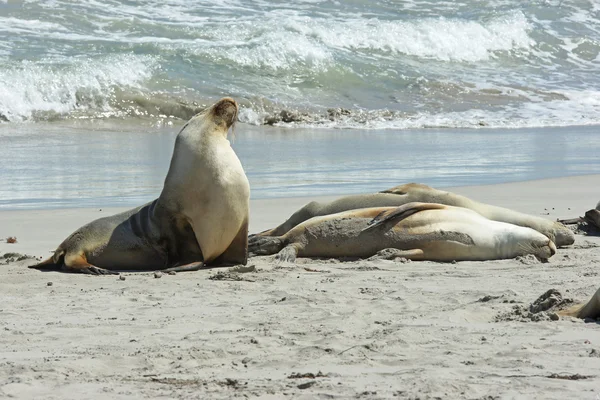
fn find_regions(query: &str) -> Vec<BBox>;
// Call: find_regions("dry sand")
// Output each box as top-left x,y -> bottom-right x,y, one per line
1,175 -> 600,399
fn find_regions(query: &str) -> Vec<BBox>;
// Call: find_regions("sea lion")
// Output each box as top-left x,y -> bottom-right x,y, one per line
253,183 -> 574,247
249,202 -> 557,262
558,287 -> 600,320
29,97 -> 249,275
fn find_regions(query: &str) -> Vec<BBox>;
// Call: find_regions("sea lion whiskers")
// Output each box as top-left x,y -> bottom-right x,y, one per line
516,237 -> 556,260
517,241 -> 537,257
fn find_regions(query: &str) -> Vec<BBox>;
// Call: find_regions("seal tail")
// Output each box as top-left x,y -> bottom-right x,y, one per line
362,202 -> 447,233
28,249 -> 65,271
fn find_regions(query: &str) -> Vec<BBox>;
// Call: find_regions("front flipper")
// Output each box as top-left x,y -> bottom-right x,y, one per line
368,248 -> 425,261
248,236 -> 286,256
275,245 -> 298,263
162,261 -> 205,273
216,220 -> 249,265
362,202 -> 446,233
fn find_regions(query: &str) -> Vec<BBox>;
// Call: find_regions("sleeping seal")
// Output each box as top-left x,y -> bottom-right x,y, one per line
253,183 -> 574,247
249,202 -> 557,262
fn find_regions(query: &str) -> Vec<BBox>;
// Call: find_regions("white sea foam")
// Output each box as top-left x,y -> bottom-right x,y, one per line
0,55 -> 156,122
1,0 -> 600,130
290,11 -> 534,62
0,17 -> 68,34
237,87 -> 600,130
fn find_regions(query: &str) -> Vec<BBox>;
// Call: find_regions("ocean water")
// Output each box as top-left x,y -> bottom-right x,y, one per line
1,0 -> 600,129
1,122 -> 599,209
1,1 -> 600,209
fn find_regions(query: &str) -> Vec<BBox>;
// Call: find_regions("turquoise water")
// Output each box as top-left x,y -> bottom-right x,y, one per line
1,0 -> 600,128
1,122 -> 599,210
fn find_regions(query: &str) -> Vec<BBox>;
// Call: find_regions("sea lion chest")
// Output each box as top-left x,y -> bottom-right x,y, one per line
166,134 -> 249,262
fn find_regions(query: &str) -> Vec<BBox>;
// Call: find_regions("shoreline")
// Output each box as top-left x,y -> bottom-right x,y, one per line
2,170 -> 600,212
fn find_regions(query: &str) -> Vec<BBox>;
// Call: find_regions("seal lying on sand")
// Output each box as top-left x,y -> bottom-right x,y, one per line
252,183 -> 574,247
29,98 -> 249,275
559,287 -> 600,320
249,202 -> 557,262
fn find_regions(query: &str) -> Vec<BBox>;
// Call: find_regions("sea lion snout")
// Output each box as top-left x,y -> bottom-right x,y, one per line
212,97 -> 238,128
548,240 -> 557,257
535,238 -> 556,259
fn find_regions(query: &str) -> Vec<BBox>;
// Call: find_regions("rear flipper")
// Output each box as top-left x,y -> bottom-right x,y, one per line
29,251 -> 117,276
28,255 -> 63,271
362,202 -> 447,233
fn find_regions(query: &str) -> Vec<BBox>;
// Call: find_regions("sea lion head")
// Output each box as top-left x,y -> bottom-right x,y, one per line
208,97 -> 238,132
548,221 -> 575,247
516,230 -> 557,261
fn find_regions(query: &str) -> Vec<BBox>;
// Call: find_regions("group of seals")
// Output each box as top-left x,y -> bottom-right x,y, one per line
250,202 -> 557,262
253,183 -> 574,247
29,98 -> 574,274
24,96 -> 598,322
30,98 -> 249,275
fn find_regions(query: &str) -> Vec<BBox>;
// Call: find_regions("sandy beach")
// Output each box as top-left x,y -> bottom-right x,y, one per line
1,175 -> 599,399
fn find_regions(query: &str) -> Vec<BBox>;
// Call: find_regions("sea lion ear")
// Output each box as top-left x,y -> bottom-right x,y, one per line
212,97 -> 238,128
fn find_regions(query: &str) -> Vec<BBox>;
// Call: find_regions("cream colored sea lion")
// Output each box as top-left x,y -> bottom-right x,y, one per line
249,202 -> 557,262
29,97 -> 249,275
558,287 -> 600,320
253,183 -> 574,247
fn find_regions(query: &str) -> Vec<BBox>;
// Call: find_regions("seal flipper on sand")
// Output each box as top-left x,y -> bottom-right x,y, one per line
162,261 -> 205,273
558,287 -> 600,320
362,202 -> 446,233
369,248 -> 425,261
275,244 -> 301,263
248,236 -> 287,256
29,251 -> 118,275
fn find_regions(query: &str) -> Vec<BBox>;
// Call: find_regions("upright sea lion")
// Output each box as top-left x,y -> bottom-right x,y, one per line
249,202 -> 557,262
253,183 -> 574,247
29,97 -> 249,275
558,287 -> 600,320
